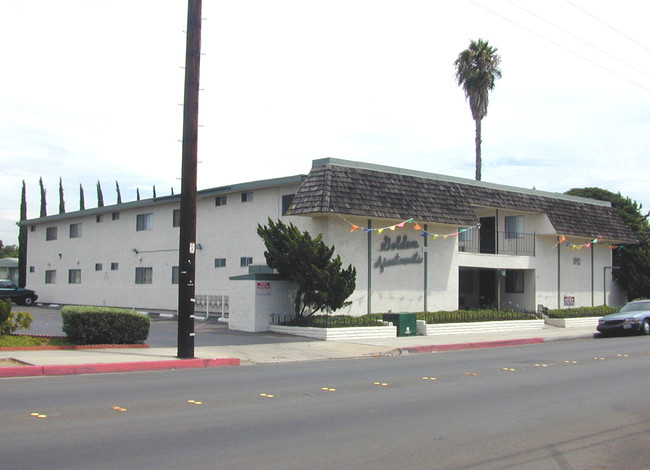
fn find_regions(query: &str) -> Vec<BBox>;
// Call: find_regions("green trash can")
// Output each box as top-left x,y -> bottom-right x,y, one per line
383,313 -> 417,337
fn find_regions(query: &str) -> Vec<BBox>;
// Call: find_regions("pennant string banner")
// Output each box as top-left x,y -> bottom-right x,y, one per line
339,215 -> 479,240
342,215 -> 625,251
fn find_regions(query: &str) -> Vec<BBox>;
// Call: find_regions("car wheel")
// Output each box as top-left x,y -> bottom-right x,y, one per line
23,297 -> 34,307
641,319 -> 650,336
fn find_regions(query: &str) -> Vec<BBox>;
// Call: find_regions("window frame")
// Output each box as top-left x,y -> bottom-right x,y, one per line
135,267 -> 153,284
69,223 -> 82,239
45,270 -> 57,284
504,215 -> 524,239
46,226 -> 58,241
136,213 -> 153,231
68,269 -> 82,284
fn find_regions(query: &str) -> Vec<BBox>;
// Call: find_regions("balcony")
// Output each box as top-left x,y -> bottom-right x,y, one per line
458,228 -> 535,256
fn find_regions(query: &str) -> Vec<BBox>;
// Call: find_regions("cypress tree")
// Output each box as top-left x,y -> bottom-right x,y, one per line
18,181 -> 27,287
153,185 -> 157,198
115,181 -> 122,204
137,188 -> 141,201
96,180 -> 104,207
79,184 -> 85,210
39,177 -> 47,217
58,177 -> 65,214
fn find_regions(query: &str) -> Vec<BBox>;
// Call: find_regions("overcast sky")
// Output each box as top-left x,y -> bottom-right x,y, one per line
1,0 -> 649,246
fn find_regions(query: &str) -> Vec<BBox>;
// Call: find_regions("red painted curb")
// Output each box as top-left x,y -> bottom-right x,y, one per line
400,338 -> 545,354
0,358 -> 240,378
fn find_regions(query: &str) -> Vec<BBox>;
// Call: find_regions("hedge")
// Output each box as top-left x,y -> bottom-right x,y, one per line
545,305 -> 619,319
61,306 -> 150,345
417,309 -> 537,324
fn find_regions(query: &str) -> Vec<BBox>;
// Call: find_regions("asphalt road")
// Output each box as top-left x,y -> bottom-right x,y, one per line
2,336 -> 649,469
12,305 -> 312,347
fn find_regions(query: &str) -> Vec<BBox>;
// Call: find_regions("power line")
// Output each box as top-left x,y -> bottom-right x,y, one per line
469,0 -> 650,95
506,0 -> 650,80
565,0 -> 650,53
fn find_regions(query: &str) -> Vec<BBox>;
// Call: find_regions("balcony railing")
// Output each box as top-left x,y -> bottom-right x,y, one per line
458,229 -> 535,256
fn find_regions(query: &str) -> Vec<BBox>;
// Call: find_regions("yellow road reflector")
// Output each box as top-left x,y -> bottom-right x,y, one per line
37,414 -> 47,419
464,372 -> 478,376
422,376 -> 437,381
30,412 -> 40,416
373,382 -> 381,385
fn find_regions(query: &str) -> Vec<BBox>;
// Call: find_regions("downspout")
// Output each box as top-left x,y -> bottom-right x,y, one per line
557,239 -> 561,309
591,243 -> 595,306
424,224 -> 428,312
367,219 -> 372,315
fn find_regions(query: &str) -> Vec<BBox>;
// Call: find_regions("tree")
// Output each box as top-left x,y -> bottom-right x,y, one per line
566,187 -> 650,300
136,188 -> 141,201
257,218 -> 356,317
79,183 -> 85,210
454,38 -> 502,181
115,181 -> 122,204
39,177 -> 47,217
96,180 -> 104,207
58,177 -> 65,214
18,180 -> 27,287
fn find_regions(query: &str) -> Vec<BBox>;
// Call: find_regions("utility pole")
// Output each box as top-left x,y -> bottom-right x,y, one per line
177,0 -> 202,359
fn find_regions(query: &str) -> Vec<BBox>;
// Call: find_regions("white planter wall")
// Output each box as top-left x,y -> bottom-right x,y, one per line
269,325 -> 396,340
424,319 -> 544,336
544,317 -> 600,328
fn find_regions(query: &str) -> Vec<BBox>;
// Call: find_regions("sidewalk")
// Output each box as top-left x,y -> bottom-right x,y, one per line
0,324 -> 597,378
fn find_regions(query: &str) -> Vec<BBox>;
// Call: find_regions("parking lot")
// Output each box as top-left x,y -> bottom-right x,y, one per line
10,305 -> 314,348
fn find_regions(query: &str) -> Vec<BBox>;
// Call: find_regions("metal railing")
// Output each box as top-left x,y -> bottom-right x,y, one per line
458,229 -> 535,256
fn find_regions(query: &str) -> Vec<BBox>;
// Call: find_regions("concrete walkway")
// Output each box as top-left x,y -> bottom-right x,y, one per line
0,324 -> 598,378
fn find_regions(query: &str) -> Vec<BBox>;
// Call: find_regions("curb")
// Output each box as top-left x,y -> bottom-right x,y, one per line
398,337 -> 545,354
0,357 -> 240,378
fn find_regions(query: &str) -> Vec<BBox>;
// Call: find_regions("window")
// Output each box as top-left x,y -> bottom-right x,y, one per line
241,192 -> 253,203
505,215 -> 524,239
46,226 -> 57,241
112,212 -> 120,220
29,266 -> 35,273
68,269 -> 81,284
214,258 -> 227,268
240,257 -> 253,267
69,223 -> 82,238
30,225 -> 35,232
135,267 -> 153,284
173,209 -> 181,227
96,214 -> 103,223
215,196 -> 227,207
95,263 -> 103,271
111,262 -> 119,271
505,270 -> 524,293
172,266 -> 179,284
45,270 -> 56,284
282,194 -> 295,215
136,213 -> 153,231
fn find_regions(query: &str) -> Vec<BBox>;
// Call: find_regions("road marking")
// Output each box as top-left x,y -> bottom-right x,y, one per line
259,393 -> 275,398
422,376 -> 437,381
464,372 -> 478,376
502,368 -> 516,372
321,387 -> 336,392
111,406 -> 128,412
30,412 -> 47,419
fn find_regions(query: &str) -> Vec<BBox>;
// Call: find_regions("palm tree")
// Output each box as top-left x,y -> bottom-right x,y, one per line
454,39 -> 502,181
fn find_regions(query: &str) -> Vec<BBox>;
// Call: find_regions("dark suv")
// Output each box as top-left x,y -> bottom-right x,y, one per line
0,279 -> 38,306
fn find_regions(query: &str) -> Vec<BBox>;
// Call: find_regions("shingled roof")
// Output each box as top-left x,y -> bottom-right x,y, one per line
288,159 -> 637,243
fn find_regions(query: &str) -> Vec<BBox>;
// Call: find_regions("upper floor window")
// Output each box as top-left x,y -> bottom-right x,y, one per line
215,258 -> 227,268
504,215 -> 524,239
30,225 -> 36,232
69,223 -> 82,238
171,266 -> 179,285
241,192 -> 253,203
45,270 -> 56,284
68,269 -> 81,284
95,263 -> 103,271
111,262 -> 119,271
112,212 -> 120,220
135,267 -> 153,284
172,209 -> 181,227
215,196 -> 227,207
46,226 -> 57,241
240,257 -> 253,267
282,194 -> 295,215
96,214 -> 103,223
136,213 -> 153,231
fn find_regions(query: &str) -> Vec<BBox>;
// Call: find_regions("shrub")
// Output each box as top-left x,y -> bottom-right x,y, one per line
546,305 -> 619,319
61,305 -> 150,345
0,299 -> 33,334
417,309 -> 537,324
282,314 -> 384,328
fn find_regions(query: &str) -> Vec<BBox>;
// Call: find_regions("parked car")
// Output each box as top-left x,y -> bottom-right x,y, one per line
0,279 -> 38,306
597,300 -> 650,336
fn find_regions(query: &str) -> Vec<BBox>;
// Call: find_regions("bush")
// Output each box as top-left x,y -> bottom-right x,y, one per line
282,314 -> 384,328
546,305 -> 619,319
61,305 -> 150,345
417,309 -> 537,324
0,299 -> 33,334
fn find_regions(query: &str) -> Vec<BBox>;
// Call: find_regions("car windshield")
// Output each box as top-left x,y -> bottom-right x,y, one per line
619,302 -> 650,313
